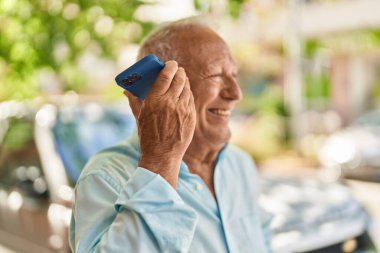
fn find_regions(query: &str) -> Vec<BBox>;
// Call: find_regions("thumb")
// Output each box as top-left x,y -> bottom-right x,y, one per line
123,90 -> 142,119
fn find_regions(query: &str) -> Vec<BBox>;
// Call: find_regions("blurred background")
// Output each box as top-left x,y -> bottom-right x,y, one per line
1,0 -> 380,252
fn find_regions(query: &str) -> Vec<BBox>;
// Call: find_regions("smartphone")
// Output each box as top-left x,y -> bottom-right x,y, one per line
115,54 -> 165,100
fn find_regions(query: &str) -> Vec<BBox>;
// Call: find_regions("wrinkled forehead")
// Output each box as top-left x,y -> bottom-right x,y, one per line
174,28 -> 236,69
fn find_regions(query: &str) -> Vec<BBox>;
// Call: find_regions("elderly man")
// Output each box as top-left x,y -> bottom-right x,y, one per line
70,20 -> 272,253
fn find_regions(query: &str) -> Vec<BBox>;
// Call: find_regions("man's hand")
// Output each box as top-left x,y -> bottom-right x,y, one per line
124,61 -> 196,188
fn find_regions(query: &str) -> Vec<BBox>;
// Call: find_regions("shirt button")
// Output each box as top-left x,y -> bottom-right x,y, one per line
195,183 -> 203,191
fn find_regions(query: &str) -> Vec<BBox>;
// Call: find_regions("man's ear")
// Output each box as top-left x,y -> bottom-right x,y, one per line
123,90 -> 142,119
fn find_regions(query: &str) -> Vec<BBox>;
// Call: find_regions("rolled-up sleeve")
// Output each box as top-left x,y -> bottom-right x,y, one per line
70,167 -> 198,253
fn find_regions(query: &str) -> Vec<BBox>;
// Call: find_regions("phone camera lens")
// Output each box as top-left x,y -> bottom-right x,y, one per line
122,78 -> 133,86
128,73 -> 141,81
131,73 -> 141,80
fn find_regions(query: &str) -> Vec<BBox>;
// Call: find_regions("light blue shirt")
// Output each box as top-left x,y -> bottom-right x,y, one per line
70,134 -> 272,253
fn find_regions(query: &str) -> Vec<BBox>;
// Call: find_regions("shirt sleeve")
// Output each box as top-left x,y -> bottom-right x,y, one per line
70,167 -> 198,253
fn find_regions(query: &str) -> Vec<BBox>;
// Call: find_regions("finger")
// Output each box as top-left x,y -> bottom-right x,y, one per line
123,90 -> 142,119
184,78 -> 195,107
149,60 -> 178,97
188,93 -> 195,110
165,67 -> 186,98
179,77 -> 191,102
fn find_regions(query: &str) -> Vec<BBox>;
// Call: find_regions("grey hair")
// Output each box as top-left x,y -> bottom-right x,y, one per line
137,17 -> 215,62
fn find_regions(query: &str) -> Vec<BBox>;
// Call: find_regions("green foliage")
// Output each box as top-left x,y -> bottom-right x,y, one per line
238,84 -> 287,116
227,0 -> 244,19
373,30 -> 380,41
193,0 -> 211,11
373,79 -> 380,100
0,0 -> 153,100
233,85 -> 289,161
2,119 -> 34,151
304,39 -> 321,58
193,0 -> 244,18
304,73 -> 330,100
1,0 -> 248,101
304,29 -> 380,57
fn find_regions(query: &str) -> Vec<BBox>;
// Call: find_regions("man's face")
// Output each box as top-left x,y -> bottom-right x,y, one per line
179,30 -> 243,146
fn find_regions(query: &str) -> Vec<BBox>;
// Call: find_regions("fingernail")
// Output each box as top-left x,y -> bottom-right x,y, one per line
166,60 -> 178,66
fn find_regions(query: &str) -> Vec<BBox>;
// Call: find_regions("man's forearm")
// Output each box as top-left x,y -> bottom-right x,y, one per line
139,155 -> 182,188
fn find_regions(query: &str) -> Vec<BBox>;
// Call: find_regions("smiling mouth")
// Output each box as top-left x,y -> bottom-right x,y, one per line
208,108 -> 231,117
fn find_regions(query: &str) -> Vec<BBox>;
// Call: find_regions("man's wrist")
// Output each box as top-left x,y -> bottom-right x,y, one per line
139,156 -> 182,188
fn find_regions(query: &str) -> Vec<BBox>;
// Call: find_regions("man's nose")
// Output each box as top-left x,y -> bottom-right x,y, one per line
221,76 -> 243,101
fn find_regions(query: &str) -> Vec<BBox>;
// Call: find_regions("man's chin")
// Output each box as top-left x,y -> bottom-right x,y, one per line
193,126 -> 231,147
207,129 -> 231,146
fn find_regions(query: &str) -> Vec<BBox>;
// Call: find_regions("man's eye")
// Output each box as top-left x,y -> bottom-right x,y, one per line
207,74 -> 223,80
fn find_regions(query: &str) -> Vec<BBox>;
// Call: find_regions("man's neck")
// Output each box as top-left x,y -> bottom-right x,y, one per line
182,138 -> 225,199
183,138 -> 223,171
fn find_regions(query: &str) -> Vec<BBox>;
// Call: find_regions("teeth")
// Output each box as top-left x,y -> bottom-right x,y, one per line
210,109 -> 231,116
